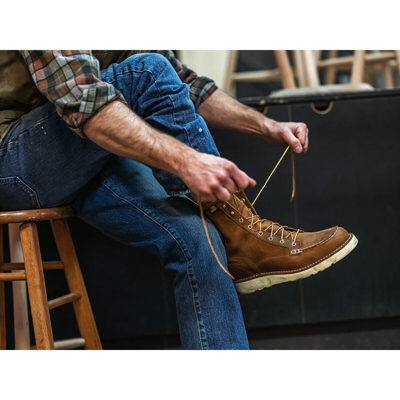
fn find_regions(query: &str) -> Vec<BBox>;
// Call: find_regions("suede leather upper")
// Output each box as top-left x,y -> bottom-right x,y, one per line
203,191 -> 352,282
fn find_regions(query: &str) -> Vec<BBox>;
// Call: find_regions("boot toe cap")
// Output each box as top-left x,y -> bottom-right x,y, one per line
301,226 -> 351,249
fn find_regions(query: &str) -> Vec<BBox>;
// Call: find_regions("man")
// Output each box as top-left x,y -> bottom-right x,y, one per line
0,50 -> 357,349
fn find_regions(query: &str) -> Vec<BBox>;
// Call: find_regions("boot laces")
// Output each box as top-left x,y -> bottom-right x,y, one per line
199,145 -> 297,279
233,194 -> 301,245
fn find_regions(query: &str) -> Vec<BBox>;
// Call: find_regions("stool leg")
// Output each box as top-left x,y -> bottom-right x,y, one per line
351,50 -> 366,84
0,224 -> 6,350
20,223 -> 55,350
9,223 -> 31,350
0,280 -> 5,350
51,219 -> 102,350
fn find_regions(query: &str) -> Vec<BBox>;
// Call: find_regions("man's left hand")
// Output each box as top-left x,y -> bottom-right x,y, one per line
262,120 -> 309,154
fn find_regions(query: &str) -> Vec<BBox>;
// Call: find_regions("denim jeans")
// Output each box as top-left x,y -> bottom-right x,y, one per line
0,53 -> 249,349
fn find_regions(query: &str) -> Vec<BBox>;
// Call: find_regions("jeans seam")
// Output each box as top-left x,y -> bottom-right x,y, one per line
96,176 -> 209,350
0,176 -> 41,208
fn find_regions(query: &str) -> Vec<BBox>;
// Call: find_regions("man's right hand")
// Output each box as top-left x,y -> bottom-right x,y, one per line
83,102 -> 256,203
180,152 -> 256,203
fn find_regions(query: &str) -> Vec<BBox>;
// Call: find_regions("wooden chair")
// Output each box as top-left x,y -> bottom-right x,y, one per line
317,50 -> 400,87
224,50 -> 400,96
0,207 -> 102,350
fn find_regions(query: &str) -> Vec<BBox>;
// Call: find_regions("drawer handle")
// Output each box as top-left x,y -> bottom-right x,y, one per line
310,101 -> 334,115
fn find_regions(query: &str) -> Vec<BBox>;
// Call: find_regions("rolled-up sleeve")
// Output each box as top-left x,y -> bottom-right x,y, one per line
153,50 -> 218,109
20,50 -> 127,136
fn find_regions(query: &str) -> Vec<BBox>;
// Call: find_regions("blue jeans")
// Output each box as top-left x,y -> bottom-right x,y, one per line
0,53 -> 249,349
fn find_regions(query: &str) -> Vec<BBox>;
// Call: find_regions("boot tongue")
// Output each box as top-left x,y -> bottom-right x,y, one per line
227,194 -> 272,224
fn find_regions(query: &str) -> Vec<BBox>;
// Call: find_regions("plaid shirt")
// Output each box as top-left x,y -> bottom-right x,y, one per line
21,50 -> 218,136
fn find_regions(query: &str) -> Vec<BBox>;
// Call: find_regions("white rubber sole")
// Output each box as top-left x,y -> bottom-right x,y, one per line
235,235 -> 358,295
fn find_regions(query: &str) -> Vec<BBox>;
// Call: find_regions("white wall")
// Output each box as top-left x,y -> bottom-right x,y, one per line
178,50 -> 230,89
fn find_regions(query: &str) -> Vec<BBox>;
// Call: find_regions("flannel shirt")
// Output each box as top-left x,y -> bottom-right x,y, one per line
20,50 -> 218,136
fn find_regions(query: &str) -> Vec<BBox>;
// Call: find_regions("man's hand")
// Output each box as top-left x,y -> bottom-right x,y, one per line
262,120 -> 309,153
181,152 -> 256,202
197,89 -> 309,154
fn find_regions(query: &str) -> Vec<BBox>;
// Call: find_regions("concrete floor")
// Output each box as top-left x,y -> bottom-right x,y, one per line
102,316 -> 400,350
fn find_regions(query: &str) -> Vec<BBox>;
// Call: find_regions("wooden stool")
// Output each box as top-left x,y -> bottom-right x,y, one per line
0,207 -> 102,350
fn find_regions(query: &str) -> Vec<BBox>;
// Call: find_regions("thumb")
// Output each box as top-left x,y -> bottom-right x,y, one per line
282,128 -> 303,153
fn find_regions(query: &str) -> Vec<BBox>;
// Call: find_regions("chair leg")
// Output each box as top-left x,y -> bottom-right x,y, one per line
19,223 -> 55,350
351,50 -> 366,84
0,225 -> 6,349
9,223 -> 31,350
223,50 -> 239,96
325,50 -> 338,85
274,50 -> 296,89
51,219 -> 102,350
0,224 -> 7,350
0,280 -> 5,350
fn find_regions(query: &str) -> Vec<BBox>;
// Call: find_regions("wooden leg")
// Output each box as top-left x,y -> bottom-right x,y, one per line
9,223 -> 31,350
383,62 -> 394,89
223,50 -> 239,96
395,50 -> 400,76
51,219 -> 102,350
351,50 -> 366,84
293,50 -> 306,87
302,50 -> 320,87
274,50 -> 296,89
0,280 -> 5,350
20,223 -> 54,350
0,224 -> 6,350
325,50 -> 338,84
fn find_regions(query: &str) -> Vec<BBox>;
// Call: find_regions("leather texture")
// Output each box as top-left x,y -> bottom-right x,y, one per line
202,190 -> 352,283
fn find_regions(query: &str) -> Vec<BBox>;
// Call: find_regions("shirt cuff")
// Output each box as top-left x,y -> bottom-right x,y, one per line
68,95 -> 128,138
189,77 -> 218,109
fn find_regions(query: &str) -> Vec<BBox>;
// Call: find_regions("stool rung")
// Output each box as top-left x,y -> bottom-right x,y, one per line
48,292 -> 81,310
0,272 -> 26,281
54,337 -> 86,350
0,261 -> 64,271
31,337 -> 86,350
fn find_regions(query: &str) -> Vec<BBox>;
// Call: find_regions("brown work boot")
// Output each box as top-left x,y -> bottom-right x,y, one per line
202,191 -> 358,294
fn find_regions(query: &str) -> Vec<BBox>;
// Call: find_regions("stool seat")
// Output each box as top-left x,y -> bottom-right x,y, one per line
0,206 -> 75,224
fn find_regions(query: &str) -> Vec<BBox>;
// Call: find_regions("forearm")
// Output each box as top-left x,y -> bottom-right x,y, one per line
83,101 -> 197,176
82,100 -> 255,202
196,89 -> 276,137
197,89 -> 308,153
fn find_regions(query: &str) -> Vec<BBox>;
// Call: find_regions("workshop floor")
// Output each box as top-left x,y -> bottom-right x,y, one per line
102,316 -> 400,350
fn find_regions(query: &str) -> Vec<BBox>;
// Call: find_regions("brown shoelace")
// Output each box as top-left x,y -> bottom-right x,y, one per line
199,145 -> 296,279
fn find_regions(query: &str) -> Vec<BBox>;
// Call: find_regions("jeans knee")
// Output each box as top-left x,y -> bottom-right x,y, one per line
128,52 -> 171,78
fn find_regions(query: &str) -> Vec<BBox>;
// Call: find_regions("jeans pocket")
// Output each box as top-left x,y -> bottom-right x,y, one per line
0,177 -> 41,211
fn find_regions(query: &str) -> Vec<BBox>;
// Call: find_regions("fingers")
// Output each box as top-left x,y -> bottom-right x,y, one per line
189,155 -> 257,203
283,123 -> 309,153
282,128 -> 302,153
205,161 -> 257,202
213,186 -> 231,202
304,127 -> 309,152
227,162 -> 257,190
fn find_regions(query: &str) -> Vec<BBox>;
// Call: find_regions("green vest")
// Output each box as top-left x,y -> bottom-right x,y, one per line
0,50 -> 142,140
0,50 -> 47,139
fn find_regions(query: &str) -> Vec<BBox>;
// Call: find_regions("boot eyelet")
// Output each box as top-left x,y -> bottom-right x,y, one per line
258,232 -> 263,236
268,237 -> 274,241
248,225 -> 252,229
280,239 -> 285,244
231,211 -> 235,216
222,204 -> 227,209
239,218 -> 243,223
292,242 -> 296,246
